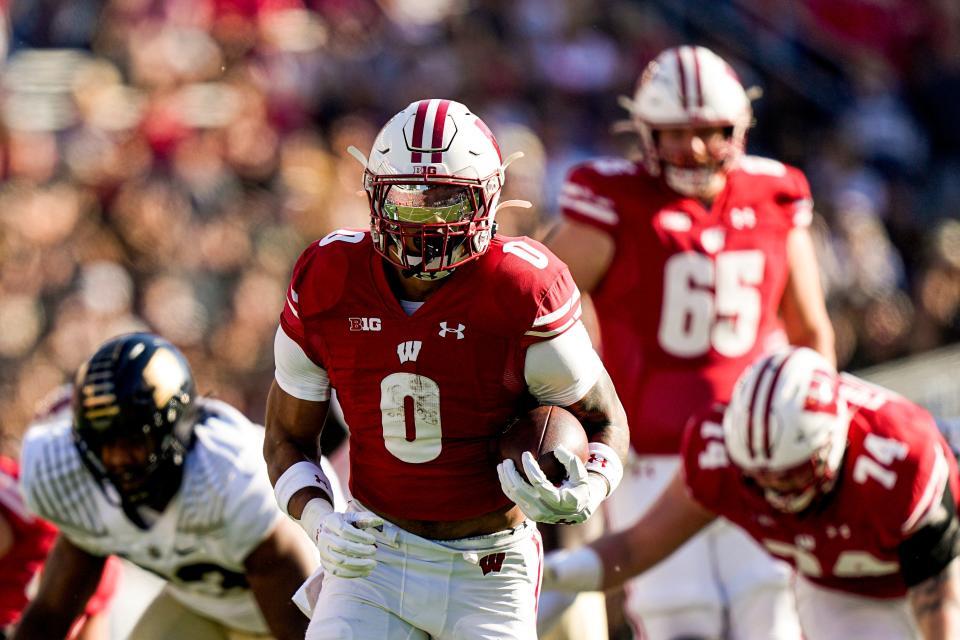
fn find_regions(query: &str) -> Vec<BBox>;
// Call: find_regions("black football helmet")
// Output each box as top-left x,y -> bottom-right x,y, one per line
72,333 -> 197,514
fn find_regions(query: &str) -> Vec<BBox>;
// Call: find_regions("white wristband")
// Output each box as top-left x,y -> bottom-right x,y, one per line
585,442 -> 623,497
274,460 -> 333,516
544,547 -> 603,592
299,497 -> 334,541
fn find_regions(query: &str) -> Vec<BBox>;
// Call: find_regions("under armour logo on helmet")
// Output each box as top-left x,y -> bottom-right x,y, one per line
438,322 -> 465,339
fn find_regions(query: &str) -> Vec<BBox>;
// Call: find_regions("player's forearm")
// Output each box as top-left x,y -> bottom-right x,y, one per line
263,382 -> 332,517
601,472 -> 715,589
565,371 -> 629,462
545,526 -> 678,593
594,524 -> 692,590
246,523 -> 315,639
12,539 -> 104,640
910,559 -> 960,640
11,607 -> 78,640
782,227 -> 836,366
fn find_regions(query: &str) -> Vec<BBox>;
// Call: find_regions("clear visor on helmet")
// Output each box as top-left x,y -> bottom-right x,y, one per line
382,183 -> 474,224
371,181 -> 493,276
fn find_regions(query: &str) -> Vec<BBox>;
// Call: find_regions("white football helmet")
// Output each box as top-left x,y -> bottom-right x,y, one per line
353,99 -> 513,280
724,348 -> 850,513
622,45 -> 752,198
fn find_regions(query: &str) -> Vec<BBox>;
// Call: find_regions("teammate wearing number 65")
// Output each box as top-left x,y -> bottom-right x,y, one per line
545,45 -> 835,639
544,347 -> 960,639
264,98 -> 629,640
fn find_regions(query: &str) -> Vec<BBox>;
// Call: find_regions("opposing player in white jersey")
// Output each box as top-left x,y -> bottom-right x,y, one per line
13,333 -> 331,640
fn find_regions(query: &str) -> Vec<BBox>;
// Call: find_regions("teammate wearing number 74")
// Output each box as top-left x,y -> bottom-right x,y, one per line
545,45 -> 835,639
264,99 -> 629,640
545,347 -> 960,639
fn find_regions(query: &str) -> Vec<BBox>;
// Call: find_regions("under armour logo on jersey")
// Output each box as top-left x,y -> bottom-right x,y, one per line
349,317 -> 382,332
730,207 -> 757,229
438,322 -> 465,339
479,552 -> 506,575
397,341 -> 422,364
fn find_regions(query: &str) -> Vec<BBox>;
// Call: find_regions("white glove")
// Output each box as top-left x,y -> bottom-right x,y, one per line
497,446 -> 607,524
300,499 -> 384,579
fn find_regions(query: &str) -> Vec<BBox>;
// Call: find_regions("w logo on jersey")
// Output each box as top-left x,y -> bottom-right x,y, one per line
479,552 -> 506,575
397,341 -> 422,364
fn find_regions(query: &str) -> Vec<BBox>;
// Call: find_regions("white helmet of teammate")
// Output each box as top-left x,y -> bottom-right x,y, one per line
724,347 -> 850,513
622,45 -> 752,198
350,99 -> 522,280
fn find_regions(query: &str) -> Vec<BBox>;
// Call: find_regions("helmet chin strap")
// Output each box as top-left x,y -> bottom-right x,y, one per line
393,243 -> 456,281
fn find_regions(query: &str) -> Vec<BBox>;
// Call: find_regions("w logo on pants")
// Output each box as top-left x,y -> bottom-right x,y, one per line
479,552 -> 506,575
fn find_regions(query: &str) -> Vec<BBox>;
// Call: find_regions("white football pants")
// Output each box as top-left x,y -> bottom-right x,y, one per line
307,503 -> 543,640
605,455 -> 801,640
794,576 -> 920,639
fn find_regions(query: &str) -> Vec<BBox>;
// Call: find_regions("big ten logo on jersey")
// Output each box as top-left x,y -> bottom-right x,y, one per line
414,165 -> 438,175
698,419 -> 728,469
349,317 -> 381,332
659,249 -> 765,358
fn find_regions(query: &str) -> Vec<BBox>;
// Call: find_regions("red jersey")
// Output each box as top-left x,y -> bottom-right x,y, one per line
682,376 -> 960,598
281,230 -> 582,521
560,156 -> 812,454
0,455 -> 57,627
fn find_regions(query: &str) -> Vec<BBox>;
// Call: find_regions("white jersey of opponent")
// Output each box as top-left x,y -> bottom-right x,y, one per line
20,398 -> 299,635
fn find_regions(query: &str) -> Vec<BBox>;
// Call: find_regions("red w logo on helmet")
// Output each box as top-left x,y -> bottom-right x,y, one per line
804,371 -> 839,416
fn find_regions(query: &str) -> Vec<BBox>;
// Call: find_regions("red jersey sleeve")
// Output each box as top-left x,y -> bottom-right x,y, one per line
896,418 -> 958,539
558,160 -> 633,234
736,156 -> 813,230
680,406 -> 731,512
279,232 -> 355,360
853,398 -> 960,547
781,165 -> 814,230
523,267 -> 583,345
279,245 -> 313,348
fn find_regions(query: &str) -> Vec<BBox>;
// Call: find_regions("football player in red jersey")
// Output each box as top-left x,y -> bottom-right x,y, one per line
544,45 -> 836,639
0,454 -> 117,640
263,98 -> 629,640
544,348 -> 960,639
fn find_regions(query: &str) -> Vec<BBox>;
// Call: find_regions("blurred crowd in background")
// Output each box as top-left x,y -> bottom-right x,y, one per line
1,0 -> 959,451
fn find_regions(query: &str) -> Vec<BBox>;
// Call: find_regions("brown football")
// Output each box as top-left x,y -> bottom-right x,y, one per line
498,405 -> 589,486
